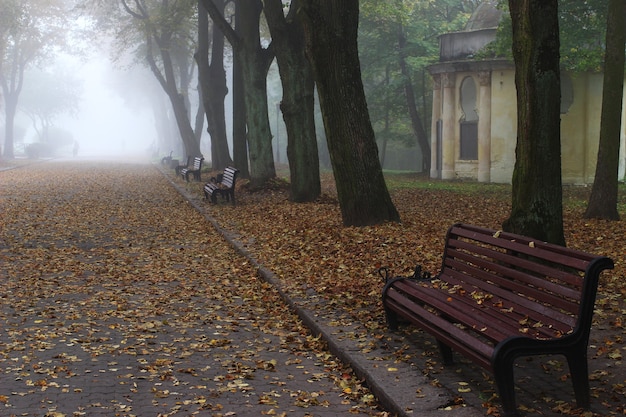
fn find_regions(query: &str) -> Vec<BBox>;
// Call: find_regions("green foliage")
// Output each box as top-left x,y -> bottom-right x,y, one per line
359,0 -> 477,153
483,0 -> 608,72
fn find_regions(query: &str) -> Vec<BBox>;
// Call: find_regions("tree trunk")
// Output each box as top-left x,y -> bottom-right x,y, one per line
584,0 -> 625,221
144,39 -> 201,158
232,38 -> 249,177
300,0 -> 400,226
398,24 -> 430,172
207,5 -> 232,170
168,89 -> 202,158
1,52 -> 25,159
194,88 -> 205,144
202,0 -> 275,185
232,9 -> 249,178
264,0 -> 321,202
196,0 -> 232,170
237,1 -> 275,186
503,0 -> 565,246
2,92 -> 17,159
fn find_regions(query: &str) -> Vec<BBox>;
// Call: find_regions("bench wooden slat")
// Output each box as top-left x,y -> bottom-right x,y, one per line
385,287 -> 494,368
203,167 -> 239,205
447,236 -> 586,289
180,156 -> 204,182
382,223 -> 614,417
449,224 -> 594,270
444,254 -> 582,319
394,275 -> 571,345
392,280 -> 514,342
442,267 -> 577,333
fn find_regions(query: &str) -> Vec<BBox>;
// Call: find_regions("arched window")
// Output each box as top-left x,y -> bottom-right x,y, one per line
460,77 -> 478,160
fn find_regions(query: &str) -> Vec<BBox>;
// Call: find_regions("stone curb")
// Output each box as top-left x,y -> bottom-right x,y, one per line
158,164 -> 484,417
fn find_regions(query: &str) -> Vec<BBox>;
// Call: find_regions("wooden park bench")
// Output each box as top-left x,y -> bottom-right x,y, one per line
174,155 -> 191,175
161,151 -> 173,165
381,223 -> 614,417
180,156 -> 204,182
203,166 -> 240,205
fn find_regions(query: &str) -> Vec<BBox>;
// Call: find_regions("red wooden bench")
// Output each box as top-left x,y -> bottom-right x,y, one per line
381,223 -> 613,417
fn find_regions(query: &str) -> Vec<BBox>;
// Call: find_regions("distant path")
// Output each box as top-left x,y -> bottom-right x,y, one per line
0,161 -> 382,417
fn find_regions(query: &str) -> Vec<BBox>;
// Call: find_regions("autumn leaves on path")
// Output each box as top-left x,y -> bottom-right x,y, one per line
0,161 -> 384,417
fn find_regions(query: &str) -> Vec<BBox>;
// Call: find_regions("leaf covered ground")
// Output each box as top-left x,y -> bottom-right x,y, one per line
0,161 -> 389,417
177,165 -> 626,417
1,159 -> 625,417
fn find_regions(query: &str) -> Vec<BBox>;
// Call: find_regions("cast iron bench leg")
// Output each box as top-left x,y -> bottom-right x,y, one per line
493,354 -> 519,417
437,340 -> 454,366
567,348 -> 591,409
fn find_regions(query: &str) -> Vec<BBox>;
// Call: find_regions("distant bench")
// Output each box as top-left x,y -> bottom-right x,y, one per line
204,166 -> 240,205
381,223 -> 613,417
180,156 -> 203,182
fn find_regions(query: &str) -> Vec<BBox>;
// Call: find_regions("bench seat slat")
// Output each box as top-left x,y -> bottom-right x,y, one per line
203,167 -> 239,205
385,287 -> 494,368
393,278 -> 571,343
382,223 -> 614,417
444,256 -> 581,324
441,269 -> 577,334
392,280 -> 514,342
180,156 -> 203,182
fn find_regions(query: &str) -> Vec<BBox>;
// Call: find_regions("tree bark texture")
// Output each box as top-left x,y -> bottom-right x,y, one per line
1,42 -> 26,159
503,0 -> 565,246
264,0 -> 321,202
232,34 -> 249,178
141,19 -> 201,158
196,0 -> 233,170
202,0 -> 275,185
584,0 -> 625,220
2,92 -> 17,159
236,1 -> 276,186
300,0 -> 400,226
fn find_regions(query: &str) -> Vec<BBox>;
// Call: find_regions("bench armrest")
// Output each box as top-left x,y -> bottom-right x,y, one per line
379,265 -> 432,284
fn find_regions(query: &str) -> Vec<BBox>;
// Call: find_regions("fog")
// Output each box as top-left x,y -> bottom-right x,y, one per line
55,57 -> 157,160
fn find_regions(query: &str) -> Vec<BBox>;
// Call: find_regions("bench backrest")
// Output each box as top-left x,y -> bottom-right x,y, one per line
221,167 -> 239,189
440,223 -> 613,340
192,157 -> 203,169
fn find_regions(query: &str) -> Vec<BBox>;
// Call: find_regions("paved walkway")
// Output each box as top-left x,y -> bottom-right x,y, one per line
4,160 -> 623,417
0,161 -> 384,417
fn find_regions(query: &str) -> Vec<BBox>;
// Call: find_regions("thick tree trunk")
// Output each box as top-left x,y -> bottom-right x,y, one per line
232,10 -> 249,178
1,56 -> 24,159
201,0 -> 275,185
237,1 -> 275,186
264,0 -> 321,202
503,0 -> 565,246
207,18 -> 232,170
145,41 -> 201,158
151,96 -> 176,155
584,0 -> 625,221
232,43 -> 249,177
2,93 -> 17,159
169,90 -> 202,158
196,0 -> 232,170
300,0 -> 400,226
193,89 -> 205,143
